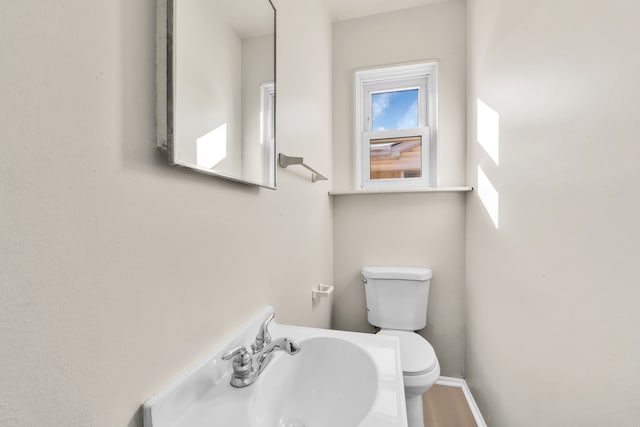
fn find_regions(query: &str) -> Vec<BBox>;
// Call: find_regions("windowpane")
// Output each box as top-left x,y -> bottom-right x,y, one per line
355,62 -> 436,189
371,89 -> 418,131
370,135 -> 422,180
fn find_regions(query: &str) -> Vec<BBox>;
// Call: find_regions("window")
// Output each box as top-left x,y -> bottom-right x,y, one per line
260,82 -> 275,186
355,62 -> 437,189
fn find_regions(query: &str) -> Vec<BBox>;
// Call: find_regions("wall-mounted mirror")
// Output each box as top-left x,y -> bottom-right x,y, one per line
156,0 -> 276,189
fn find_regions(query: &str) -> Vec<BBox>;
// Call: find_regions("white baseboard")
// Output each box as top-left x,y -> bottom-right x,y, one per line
436,376 -> 487,427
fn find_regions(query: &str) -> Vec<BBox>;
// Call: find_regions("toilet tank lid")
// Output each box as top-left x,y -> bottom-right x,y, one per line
362,266 -> 432,281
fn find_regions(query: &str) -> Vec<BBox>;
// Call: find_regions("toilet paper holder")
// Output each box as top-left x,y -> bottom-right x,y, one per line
312,284 -> 334,302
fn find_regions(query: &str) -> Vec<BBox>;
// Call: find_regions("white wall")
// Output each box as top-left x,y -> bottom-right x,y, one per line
0,0 -> 332,426
331,0 -> 468,377
465,0 -> 640,425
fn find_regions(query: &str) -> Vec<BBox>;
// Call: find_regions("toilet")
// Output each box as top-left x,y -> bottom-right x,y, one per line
362,266 -> 440,427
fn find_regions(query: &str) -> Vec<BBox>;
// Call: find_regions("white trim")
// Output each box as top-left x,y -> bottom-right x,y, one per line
435,376 -> 488,427
354,62 -> 438,190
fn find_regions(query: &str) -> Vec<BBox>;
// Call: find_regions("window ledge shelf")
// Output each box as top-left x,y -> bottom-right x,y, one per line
329,186 -> 473,196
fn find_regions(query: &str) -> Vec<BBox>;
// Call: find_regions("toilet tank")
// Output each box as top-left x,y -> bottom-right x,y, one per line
362,266 -> 432,331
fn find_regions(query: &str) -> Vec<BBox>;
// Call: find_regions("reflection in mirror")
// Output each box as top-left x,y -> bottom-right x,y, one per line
156,0 -> 276,189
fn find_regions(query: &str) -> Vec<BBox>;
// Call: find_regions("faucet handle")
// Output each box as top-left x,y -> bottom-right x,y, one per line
252,312 -> 275,353
222,345 -> 252,375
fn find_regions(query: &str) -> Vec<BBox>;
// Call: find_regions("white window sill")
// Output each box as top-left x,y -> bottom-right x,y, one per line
329,186 -> 473,196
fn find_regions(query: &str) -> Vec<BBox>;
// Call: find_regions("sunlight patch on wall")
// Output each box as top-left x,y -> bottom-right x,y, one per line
197,123 -> 227,168
477,99 -> 500,165
477,166 -> 499,229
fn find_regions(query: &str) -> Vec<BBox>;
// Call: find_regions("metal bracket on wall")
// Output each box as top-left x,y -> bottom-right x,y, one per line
278,153 -> 328,182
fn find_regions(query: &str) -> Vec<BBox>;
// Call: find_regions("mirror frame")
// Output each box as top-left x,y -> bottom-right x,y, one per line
155,0 -> 277,189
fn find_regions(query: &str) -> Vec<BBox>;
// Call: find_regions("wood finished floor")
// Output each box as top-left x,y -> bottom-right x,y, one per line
423,384 -> 478,427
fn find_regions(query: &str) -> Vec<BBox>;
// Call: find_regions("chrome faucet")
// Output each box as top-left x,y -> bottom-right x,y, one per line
252,312 -> 274,353
255,336 -> 301,370
222,313 -> 301,388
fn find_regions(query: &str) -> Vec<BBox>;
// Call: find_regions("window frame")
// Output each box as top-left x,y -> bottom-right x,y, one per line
260,81 -> 276,186
355,62 -> 438,189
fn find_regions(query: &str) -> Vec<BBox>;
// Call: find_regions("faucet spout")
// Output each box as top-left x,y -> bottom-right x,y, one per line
262,337 -> 302,356
252,312 -> 275,353
255,336 -> 301,377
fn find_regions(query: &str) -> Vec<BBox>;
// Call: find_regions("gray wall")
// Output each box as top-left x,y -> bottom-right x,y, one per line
0,0 -> 333,426
331,0 -> 468,377
465,0 -> 640,425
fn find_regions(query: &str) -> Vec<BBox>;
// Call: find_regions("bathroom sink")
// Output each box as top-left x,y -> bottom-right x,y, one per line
143,307 -> 408,427
251,336 -> 378,427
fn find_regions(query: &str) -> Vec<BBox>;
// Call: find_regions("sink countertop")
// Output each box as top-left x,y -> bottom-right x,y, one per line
143,307 -> 408,427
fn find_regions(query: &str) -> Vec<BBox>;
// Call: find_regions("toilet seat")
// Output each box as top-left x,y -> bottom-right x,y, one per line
377,330 -> 437,375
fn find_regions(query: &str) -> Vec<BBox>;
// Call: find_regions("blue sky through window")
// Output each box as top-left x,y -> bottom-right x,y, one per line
372,89 -> 418,131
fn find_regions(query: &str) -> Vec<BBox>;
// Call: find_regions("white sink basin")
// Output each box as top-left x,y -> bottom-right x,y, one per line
143,307 -> 407,427
252,336 -> 378,427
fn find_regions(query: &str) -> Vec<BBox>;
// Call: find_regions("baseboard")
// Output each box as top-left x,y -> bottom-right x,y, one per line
436,376 -> 487,427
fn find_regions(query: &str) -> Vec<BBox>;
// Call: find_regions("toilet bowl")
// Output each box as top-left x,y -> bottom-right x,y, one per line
378,330 -> 440,427
362,266 -> 440,427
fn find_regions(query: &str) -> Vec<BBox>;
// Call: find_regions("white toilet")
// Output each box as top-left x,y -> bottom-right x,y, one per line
362,266 -> 440,427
